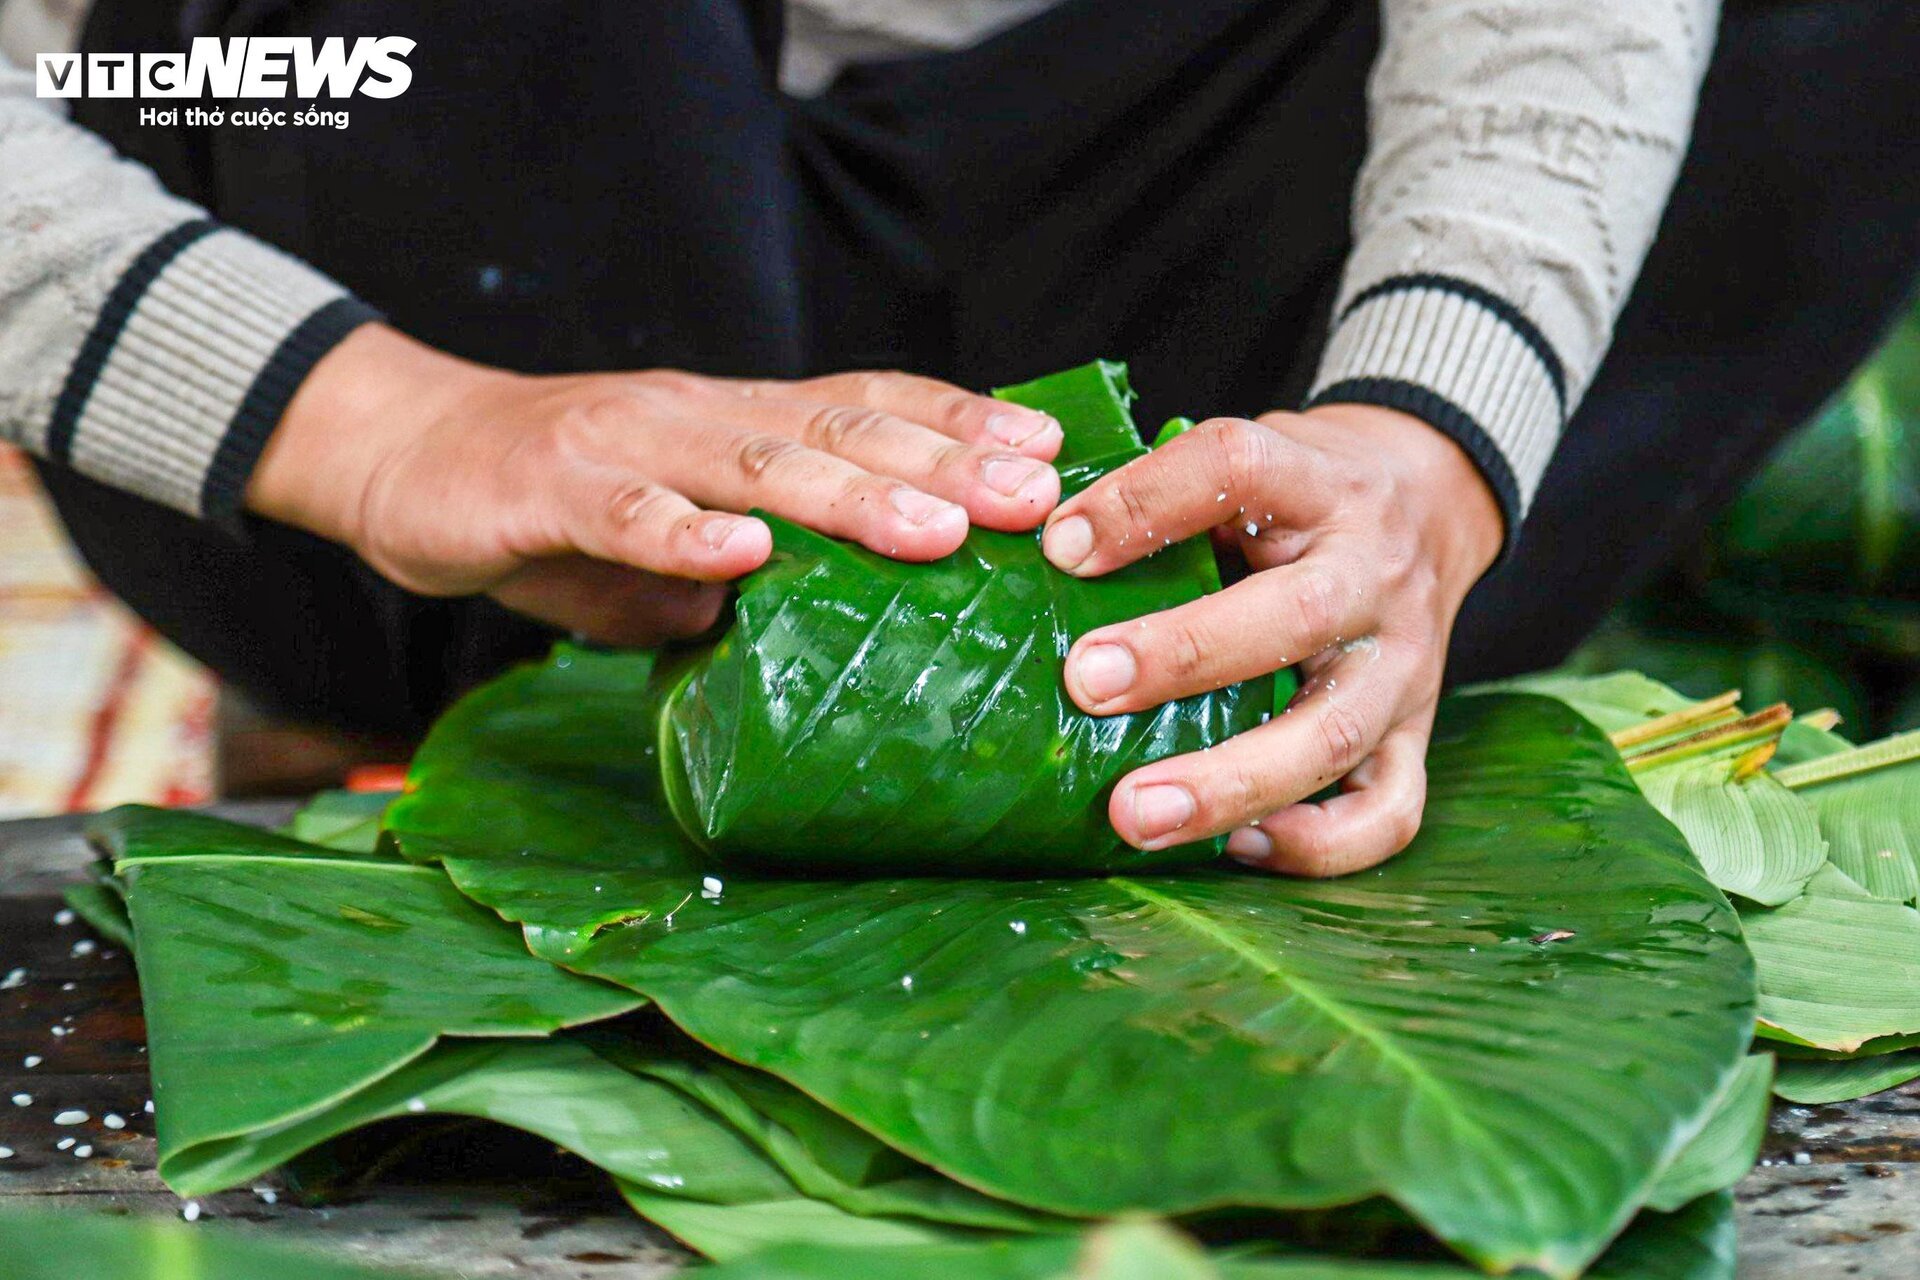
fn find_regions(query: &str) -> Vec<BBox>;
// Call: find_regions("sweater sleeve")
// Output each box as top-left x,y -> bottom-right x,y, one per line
0,55 -> 378,521
1306,0 -> 1719,546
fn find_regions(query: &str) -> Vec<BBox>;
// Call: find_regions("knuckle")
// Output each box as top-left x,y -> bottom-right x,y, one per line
1206,418 -> 1273,494
1292,567 -> 1342,643
1315,701 -> 1370,774
630,368 -> 706,400
735,434 -> 808,482
1205,763 -> 1265,830
603,481 -> 675,531
1160,619 -> 1211,685
850,369 -> 906,402
805,405 -> 883,453
1112,478 -> 1155,532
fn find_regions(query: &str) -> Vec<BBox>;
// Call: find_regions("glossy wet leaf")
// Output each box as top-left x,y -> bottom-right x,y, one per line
660,361 -> 1271,875
0,1207 -> 444,1280
1742,865 -> 1920,1051
1644,1055 -> 1771,1213
1772,1052 -> 1920,1103
91,807 -> 641,1182
159,1036 -> 791,1201
394,685 -> 1754,1278
1488,671 -> 1827,904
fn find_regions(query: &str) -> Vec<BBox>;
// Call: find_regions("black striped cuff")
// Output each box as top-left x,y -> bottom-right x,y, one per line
45,218 -> 379,523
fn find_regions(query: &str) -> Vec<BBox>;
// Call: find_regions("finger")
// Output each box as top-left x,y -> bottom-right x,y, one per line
658,423 -> 972,560
1224,715 -> 1433,878
1061,551 -> 1376,714
1105,645 -> 1414,850
536,464 -> 773,581
491,559 -> 730,647
728,369 -> 1063,457
699,395 -> 1058,532
1040,417 -> 1331,578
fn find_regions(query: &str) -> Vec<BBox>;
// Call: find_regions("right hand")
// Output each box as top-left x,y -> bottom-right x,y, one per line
246,324 -> 1062,644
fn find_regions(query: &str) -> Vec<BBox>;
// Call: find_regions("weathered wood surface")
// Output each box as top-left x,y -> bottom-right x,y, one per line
4,809 -> 1917,1277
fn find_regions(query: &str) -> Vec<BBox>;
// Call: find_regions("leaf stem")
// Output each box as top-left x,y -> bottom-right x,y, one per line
1775,728 -> 1920,790
1624,703 -> 1791,772
1610,690 -> 1742,750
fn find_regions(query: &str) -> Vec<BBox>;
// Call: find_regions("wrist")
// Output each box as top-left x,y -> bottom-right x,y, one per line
245,323 -> 503,547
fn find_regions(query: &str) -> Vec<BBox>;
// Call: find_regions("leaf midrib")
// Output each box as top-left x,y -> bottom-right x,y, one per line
1106,877 -> 1508,1172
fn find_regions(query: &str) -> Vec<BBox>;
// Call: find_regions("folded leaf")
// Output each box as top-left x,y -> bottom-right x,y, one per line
1633,763 -> 1826,906
1643,1055 -> 1772,1213
0,1207 -> 442,1280
90,808 -> 642,1186
659,361 -> 1273,874
1775,734 -> 1920,904
392,680 -> 1755,1279
1743,864 -> 1920,1051
1773,1052 -> 1920,1103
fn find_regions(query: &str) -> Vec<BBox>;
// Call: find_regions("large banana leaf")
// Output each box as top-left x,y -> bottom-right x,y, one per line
91,808 -> 642,1186
1772,1051 -> 1920,1103
660,361 -> 1272,874
694,1197 -> 1737,1280
1771,731 -> 1920,903
0,1208 -> 442,1280
1487,672 -> 1827,904
1642,1055 -> 1772,1214
1741,864 -> 1920,1051
390,662 -> 1754,1279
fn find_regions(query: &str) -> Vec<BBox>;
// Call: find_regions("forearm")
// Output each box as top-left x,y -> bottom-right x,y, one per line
1310,0 -> 1720,542
0,56 -> 376,520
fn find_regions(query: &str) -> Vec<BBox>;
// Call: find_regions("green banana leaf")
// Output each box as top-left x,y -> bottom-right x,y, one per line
1643,1055 -> 1772,1213
695,1197 -> 1738,1280
660,361 -> 1272,874
1773,1051 -> 1920,1103
1630,762 -> 1826,907
1742,864 -> 1920,1051
390,664 -> 1754,1279
90,808 -> 642,1189
1771,731 -> 1920,903
1478,672 -> 1826,905
0,1207 -> 443,1280
286,788 -> 396,853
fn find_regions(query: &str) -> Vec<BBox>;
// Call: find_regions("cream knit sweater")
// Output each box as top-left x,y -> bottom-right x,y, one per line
0,0 -> 1717,535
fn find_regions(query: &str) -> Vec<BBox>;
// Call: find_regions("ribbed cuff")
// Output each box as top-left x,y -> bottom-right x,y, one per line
1305,273 -> 1568,558
46,219 -> 381,523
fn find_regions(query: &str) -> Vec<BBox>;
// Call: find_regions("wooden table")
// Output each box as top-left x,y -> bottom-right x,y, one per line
3,811 -> 1916,1278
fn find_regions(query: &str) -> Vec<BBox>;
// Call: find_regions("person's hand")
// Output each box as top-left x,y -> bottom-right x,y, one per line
247,324 -> 1062,644
1041,404 -> 1503,875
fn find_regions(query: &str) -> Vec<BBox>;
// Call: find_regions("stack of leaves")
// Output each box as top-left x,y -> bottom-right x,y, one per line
65,364 -> 1881,1279
1497,671 -> 1920,1106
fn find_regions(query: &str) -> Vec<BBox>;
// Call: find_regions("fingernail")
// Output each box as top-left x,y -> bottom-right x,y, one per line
1042,515 -> 1094,571
890,487 -> 962,527
1131,783 -> 1195,841
981,454 -> 1050,498
1227,827 -> 1274,864
702,515 -> 752,551
985,411 -> 1058,448
1072,642 -> 1136,704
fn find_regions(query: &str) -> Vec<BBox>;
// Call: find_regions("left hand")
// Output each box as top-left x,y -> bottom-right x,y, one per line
1041,403 -> 1503,876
